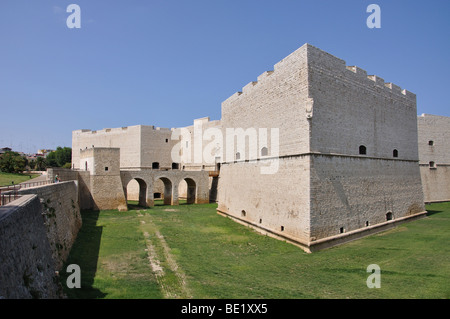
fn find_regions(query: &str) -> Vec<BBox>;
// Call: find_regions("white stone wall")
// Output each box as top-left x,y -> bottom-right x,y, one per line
81,148 -> 127,211
140,126 -> 175,169
417,114 -> 450,202
218,44 -> 312,244
310,155 -> 424,240
217,43 -> 425,249
72,126 -> 143,169
307,44 -> 424,240
308,45 -> 419,161
221,44 -> 311,158
217,157 -> 311,243
176,117 -> 222,171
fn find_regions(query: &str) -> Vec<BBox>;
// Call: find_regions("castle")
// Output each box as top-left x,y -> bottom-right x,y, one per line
65,44 -> 449,252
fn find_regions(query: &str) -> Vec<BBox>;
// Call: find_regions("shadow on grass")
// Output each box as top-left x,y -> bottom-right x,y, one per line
127,202 -> 147,210
128,199 -> 189,208
61,210 -> 107,299
426,209 -> 444,217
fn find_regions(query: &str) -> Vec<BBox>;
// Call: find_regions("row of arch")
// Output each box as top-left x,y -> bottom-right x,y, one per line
124,176 -> 199,207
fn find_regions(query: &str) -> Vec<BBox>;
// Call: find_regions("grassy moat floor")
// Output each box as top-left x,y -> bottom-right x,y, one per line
60,201 -> 450,299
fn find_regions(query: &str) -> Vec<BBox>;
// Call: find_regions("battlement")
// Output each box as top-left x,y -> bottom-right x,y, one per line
223,43 -> 416,107
73,125 -> 173,136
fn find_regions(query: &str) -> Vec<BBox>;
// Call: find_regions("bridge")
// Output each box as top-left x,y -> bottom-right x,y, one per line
120,169 -> 210,207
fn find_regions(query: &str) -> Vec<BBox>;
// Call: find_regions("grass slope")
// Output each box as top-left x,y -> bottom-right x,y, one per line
0,172 -> 40,187
61,201 -> 450,299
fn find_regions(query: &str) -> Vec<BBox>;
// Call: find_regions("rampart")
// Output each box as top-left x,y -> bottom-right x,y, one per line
417,114 -> 450,202
72,125 -> 176,170
0,181 -> 81,298
218,43 -> 426,252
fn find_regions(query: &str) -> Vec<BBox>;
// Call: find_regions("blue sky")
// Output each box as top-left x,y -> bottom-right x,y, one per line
0,0 -> 449,153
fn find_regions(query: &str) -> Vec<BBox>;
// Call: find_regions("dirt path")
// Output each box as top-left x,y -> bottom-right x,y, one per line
140,215 -> 192,299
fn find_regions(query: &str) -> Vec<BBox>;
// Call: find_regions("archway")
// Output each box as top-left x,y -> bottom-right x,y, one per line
178,178 -> 197,204
157,177 -> 173,205
126,178 -> 147,208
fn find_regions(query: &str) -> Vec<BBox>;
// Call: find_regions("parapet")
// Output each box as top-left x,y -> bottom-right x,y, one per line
222,43 -> 416,107
73,124 -> 173,136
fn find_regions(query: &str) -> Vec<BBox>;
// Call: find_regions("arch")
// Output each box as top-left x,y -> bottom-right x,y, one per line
126,178 -> 148,207
393,149 -> 398,158
157,177 -> 173,205
359,145 -> 367,155
178,177 -> 197,204
184,178 -> 196,204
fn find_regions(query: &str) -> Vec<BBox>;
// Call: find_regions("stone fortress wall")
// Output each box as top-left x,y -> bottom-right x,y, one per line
306,44 -> 425,246
69,43 -> 446,251
3,43 -> 447,299
72,117 -> 222,202
417,114 -> 450,202
0,182 -> 81,298
218,44 -> 312,244
217,44 -> 426,251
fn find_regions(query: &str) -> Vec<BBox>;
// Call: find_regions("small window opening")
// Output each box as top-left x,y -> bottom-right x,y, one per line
152,162 -> 160,169
359,145 -> 367,155
340,227 -> 345,234
165,138 -> 169,143
393,149 -> 398,158
281,226 -> 285,232
365,221 -> 370,227
172,163 -> 179,169
104,167 -> 109,171
428,140 -> 434,146
235,152 -> 241,160
429,161 -> 436,169
386,212 -> 393,221
261,147 -> 268,156
259,219 -> 262,224
241,210 -> 246,217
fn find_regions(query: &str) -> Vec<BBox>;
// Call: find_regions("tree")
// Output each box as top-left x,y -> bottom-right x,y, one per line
55,147 -> 72,167
46,147 -> 72,168
35,157 -> 47,171
0,151 -> 27,173
46,152 -> 58,167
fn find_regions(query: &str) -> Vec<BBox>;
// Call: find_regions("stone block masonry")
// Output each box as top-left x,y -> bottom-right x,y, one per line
217,43 -> 426,252
0,181 -> 81,298
67,43 -> 443,252
80,147 -> 128,211
17,181 -> 82,270
0,196 -> 61,298
417,114 -> 450,203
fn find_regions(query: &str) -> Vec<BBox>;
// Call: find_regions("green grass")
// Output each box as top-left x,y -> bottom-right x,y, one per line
61,202 -> 450,299
0,172 -> 40,186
